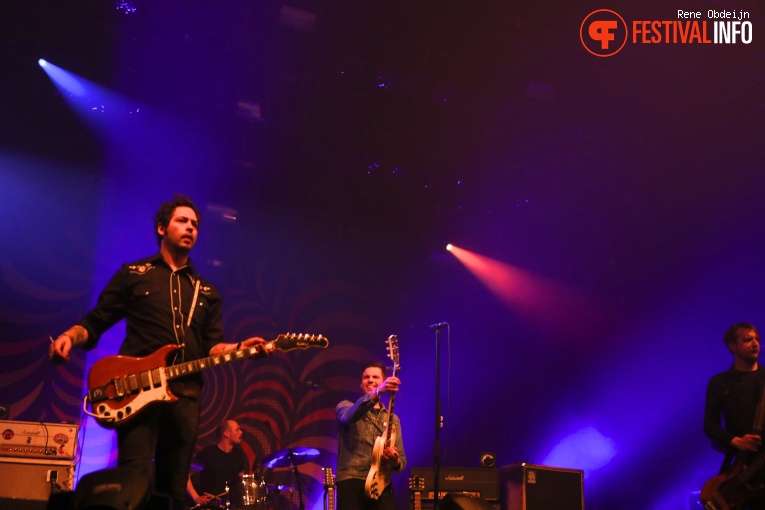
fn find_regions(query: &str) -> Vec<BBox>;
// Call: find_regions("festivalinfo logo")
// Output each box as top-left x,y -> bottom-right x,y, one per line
580,8 -> 754,57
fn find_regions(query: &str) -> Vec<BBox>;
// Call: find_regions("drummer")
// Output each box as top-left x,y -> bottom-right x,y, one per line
187,419 -> 251,507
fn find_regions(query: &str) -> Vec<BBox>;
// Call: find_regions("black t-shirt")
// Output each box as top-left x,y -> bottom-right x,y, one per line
192,444 -> 250,499
704,365 -> 765,456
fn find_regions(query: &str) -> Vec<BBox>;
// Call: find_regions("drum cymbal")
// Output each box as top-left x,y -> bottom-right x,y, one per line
261,447 -> 320,468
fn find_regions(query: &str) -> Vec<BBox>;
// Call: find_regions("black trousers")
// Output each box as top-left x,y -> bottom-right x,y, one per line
337,479 -> 396,510
117,395 -> 200,510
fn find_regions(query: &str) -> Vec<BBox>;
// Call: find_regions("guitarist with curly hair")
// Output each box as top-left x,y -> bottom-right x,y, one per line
49,196 -> 266,510
703,322 -> 765,510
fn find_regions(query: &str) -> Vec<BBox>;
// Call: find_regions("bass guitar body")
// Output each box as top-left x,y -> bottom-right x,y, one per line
701,463 -> 763,510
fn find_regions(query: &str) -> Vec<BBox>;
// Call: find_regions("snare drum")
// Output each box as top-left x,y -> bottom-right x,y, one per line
233,474 -> 267,509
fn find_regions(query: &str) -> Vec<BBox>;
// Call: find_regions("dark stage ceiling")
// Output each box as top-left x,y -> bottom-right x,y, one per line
4,0 -> 763,244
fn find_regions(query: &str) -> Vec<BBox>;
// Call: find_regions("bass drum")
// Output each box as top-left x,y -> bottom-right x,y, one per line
231,474 -> 268,509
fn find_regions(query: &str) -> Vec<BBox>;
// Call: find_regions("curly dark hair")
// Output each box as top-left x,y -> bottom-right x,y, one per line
153,195 -> 202,246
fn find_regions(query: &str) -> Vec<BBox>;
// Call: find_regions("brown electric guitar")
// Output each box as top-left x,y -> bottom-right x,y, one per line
365,334 -> 400,499
409,474 -> 425,510
86,333 -> 328,427
701,388 -> 765,510
324,466 -> 336,510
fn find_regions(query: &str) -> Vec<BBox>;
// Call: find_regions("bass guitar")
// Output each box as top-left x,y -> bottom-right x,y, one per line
364,334 -> 400,499
85,333 -> 328,428
701,449 -> 765,510
701,387 -> 765,509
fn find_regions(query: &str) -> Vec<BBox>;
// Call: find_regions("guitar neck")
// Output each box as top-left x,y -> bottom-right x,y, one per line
384,365 -> 400,443
382,334 -> 400,445
753,387 -> 765,436
324,467 -> 336,510
410,476 -> 424,510
165,344 -> 263,380
164,334 -> 327,380
739,447 -> 765,483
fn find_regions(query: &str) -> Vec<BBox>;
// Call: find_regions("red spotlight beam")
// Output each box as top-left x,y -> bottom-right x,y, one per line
448,244 -> 602,338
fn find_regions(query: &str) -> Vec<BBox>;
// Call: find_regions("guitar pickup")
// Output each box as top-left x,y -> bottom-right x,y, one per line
151,368 -> 162,387
128,374 -> 140,393
139,372 -> 151,391
113,377 -> 126,397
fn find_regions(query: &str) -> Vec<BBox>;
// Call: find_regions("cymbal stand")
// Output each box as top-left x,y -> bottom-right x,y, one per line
287,451 -> 306,510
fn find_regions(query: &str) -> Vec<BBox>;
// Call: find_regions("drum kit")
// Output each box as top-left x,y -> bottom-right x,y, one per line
191,447 -> 320,510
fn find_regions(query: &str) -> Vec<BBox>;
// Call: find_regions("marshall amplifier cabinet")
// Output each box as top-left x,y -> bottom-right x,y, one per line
0,420 -> 79,510
410,466 -> 499,506
0,420 -> 79,461
499,463 -> 583,510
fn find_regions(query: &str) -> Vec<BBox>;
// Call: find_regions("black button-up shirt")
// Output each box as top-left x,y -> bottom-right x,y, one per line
78,253 -> 224,385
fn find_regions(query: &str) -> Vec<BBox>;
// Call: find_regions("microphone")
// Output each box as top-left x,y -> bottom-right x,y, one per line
429,322 -> 448,330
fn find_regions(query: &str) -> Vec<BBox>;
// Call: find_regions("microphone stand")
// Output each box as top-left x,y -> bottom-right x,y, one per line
431,323 -> 446,510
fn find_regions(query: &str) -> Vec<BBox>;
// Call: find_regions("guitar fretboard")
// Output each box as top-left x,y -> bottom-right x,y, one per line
165,345 -> 263,379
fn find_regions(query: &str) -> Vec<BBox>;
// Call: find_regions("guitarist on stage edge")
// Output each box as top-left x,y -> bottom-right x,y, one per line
704,322 -> 765,509
336,361 -> 406,510
49,195 -> 266,510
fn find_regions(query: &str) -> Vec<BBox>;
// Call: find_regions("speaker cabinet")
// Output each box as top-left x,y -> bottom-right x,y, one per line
499,464 -> 583,510
441,493 -> 497,510
0,460 -> 74,510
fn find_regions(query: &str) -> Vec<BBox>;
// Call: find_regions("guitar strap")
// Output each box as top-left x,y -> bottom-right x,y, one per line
169,277 -> 203,397
185,278 -> 202,331
172,277 -> 201,366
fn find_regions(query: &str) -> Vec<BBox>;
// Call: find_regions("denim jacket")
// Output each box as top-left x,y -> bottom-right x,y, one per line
335,393 -> 407,483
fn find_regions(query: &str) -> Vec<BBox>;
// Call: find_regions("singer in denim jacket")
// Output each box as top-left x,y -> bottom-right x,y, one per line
335,361 -> 406,510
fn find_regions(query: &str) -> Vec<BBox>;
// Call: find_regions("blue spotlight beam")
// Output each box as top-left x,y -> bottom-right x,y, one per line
38,59 -> 87,97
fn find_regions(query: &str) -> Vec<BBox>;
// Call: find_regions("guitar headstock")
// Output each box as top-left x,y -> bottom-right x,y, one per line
386,334 -> 400,372
324,466 -> 335,487
270,333 -> 329,352
409,474 -> 424,492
